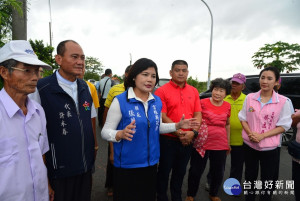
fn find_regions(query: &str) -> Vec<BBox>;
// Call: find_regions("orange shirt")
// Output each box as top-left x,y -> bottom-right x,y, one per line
155,80 -> 202,137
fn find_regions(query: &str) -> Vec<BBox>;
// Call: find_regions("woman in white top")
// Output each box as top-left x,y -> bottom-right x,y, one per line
101,58 -> 199,201
238,67 -> 292,201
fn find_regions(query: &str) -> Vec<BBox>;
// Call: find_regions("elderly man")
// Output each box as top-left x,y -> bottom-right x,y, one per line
30,40 -> 96,201
225,73 -> 247,183
0,40 -> 53,201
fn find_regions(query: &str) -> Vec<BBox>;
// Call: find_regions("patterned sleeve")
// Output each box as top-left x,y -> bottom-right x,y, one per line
104,87 -> 115,108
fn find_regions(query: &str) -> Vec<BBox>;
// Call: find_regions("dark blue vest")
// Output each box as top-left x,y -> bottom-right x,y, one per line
114,90 -> 162,168
37,72 -> 95,178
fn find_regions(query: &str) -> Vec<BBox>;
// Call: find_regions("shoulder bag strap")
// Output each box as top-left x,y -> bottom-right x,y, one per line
101,77 -> 110,98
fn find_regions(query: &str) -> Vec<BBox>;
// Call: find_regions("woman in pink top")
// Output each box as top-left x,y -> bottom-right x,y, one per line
238,67 -> 292,201
186,78 -> 231,201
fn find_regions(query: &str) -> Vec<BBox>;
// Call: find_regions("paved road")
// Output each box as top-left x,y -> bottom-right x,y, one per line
91,123 -> 295,201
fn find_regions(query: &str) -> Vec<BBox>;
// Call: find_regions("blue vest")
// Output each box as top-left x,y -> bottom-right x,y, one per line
114,91 -> 162,168
37,72 -> 95,179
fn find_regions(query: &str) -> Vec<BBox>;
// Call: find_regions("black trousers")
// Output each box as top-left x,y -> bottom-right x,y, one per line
157,136 -> 192,201
187,148 -> 227,197
105,142 -> 113,188
230,145 -> 245,182
113,164 -> 157,201
98,98 -> 106,127
49,170 -> 92,201
273,146 -> 281,181
244,144 -> 278,201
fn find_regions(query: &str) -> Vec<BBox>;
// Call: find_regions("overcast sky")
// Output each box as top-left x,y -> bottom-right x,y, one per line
27,0 -> 300,82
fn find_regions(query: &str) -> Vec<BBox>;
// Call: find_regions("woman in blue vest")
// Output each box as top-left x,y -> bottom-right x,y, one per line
101,58 -> 198,201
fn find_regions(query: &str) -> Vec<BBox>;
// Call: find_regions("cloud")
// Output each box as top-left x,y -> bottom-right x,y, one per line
212,0 -> 300,40
27,0 -> 300,81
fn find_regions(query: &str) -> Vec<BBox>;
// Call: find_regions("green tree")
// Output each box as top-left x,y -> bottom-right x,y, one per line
0,0 -> 23,47
84,56 -> 103,81
113,74 -> 122,83
0,0 -> 22,89
187,76 -> 207,93
29,39 -> 57,77
252,41 -> 300,73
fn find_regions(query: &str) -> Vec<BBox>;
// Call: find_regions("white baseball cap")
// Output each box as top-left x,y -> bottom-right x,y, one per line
0,40 -> 52,70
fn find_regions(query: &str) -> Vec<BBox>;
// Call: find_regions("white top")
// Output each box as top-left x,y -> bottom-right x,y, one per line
101,87 -> 177,142
29,70 -> 96,118
0,89 -> 49,201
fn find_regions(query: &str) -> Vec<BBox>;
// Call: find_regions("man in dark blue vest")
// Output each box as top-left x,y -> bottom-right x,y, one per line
31,40 -> 96,201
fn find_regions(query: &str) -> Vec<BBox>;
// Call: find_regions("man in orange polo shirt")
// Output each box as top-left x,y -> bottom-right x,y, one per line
155,60 -> 202,201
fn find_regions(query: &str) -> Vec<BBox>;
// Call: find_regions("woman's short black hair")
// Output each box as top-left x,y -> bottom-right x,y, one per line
124,58 -> 159,89
259,66 -> 280,81
209,78 -> 231,95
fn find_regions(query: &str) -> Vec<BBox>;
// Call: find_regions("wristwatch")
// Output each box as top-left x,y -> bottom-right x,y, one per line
192,129 -> 199,139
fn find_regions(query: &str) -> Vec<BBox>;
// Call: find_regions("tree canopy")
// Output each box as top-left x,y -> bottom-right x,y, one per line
252,41 -> 300,73
0,0 -> 23,47
84,56 -> 103,81
187,76 -> 206,93
29,39 -> 57,77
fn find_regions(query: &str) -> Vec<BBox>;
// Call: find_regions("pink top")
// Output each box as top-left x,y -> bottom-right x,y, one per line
201,98 -> 231,150
239,90 -> 292,151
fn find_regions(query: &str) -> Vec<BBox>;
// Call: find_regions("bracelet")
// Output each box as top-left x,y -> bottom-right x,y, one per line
94,146 -> 99,150
192,129 -> 199,138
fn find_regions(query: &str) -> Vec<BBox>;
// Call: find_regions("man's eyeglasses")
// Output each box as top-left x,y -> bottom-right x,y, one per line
10,67 -> 40,76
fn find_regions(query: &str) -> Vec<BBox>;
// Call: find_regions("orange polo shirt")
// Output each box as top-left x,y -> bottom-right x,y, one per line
155,80 -> 202,138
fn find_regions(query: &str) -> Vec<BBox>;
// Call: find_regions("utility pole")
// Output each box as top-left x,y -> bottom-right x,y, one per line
12,0 -> 27,40
129,53 -> 132,65
48,0 -> 53,47
201,0 -> 213,90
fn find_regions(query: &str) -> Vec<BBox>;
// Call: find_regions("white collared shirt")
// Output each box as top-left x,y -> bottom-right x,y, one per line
29,70 -> 96,118
0,88 -> 49,201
